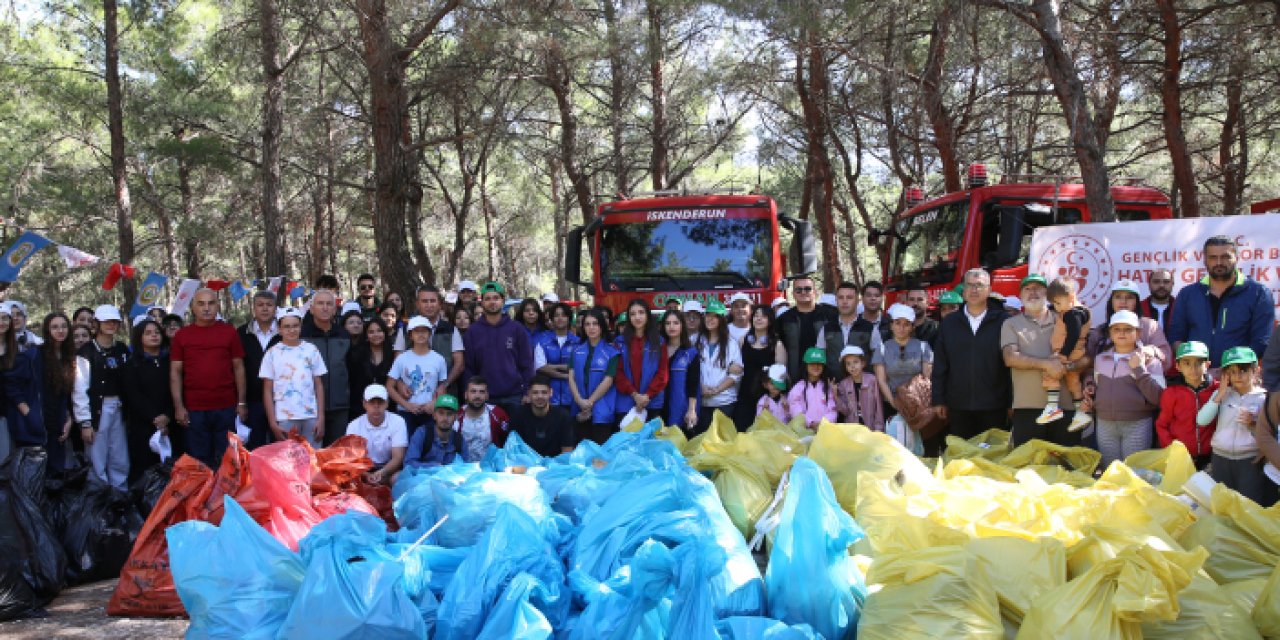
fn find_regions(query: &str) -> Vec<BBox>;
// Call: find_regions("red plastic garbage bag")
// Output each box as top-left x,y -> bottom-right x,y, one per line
108,455 -> 214,617
200,436 -> 253,526
250,439 -> 322,551
313,492 -> 378,520
312,434 -> 375,493
355,480 -> 398,531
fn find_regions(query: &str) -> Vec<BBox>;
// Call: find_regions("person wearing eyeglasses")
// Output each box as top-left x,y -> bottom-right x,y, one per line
355,273 -> 381,322
774,276 -> 836,385
931,268 -> 1012,440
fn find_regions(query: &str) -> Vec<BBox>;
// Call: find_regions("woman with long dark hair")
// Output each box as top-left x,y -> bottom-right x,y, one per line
516,298 -> 547,339
660,310 -> 700,431
347,317 -> 396,423
41,312 -> 78,471
612,298 -> 668,424
452,305 -> 472,335
568,308 -> 619,444
378,300 -> 405,356
735,304 -> 786,430
0,303 -> 46,461
122,319 -> 179,483
535,302 -> 581,411
696,301 -> 743,433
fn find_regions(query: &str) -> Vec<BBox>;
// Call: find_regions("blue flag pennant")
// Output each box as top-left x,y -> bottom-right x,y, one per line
131,271 -> 170,318
229,279 -> 252,303
0,231 -> 53,282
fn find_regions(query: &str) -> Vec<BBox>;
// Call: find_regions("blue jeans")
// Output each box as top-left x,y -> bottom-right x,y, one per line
187,407 -> 236,470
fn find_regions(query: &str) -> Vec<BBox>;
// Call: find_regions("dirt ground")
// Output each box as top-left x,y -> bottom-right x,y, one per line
0,580 -> 188,639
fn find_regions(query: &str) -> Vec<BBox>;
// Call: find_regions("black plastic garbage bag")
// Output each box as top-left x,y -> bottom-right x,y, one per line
61,479 -> 143,585
0,475 -> 66,621
130,462 -> 172,518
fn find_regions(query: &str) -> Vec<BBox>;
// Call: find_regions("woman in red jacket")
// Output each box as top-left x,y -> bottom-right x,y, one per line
1155,341 -> 1218,470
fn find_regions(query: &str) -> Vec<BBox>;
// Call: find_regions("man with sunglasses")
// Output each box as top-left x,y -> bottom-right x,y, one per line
774,276 -> 836,383
355,273 -> 381,322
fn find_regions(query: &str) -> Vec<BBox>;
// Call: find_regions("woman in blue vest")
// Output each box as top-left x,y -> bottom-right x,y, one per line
568,308 -> 620,445
660,310 -> 700,431
613,299 -> 669,427
535,302 -> 581,411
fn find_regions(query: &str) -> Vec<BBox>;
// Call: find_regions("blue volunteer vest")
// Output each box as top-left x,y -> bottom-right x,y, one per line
664,346 -> 700,424
615,336 -> 666,414
571,340 -> 619,424
536,330 -> 581,406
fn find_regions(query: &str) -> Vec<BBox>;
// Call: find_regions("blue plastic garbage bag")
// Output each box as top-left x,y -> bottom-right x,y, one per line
431,472 -> 567,548
168,496 -> 304,640
435,504 -> 569,640
553,451 -> 661,524
277,511 -> 426,640
480,432 -> 545,471
716,617 -> 824,640
392,543 -> 471,598
475,572 -> 556,640
569,539 -> 676,640
392,457 -> 479,502
765,457 -> 867,640
669,541 -> 727,639
392,458 -> 481,543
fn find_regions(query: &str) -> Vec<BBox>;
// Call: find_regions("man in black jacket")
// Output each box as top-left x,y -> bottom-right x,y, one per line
931,268 -> 1011,439
302,289 -> 351,446
239,291 -> 280,448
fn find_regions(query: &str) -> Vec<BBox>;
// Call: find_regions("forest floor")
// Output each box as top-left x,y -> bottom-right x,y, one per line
0,580 -> 187,639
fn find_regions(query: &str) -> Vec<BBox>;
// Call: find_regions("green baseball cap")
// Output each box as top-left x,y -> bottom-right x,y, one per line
1020,273 -> 1048,289
434,394 -> 459,411
480,281 -> 505,296
939,291 -> 963,305
705,299 -> 727,316
617,311 -> 628,324
953,283 -> 965,295
802,347 -> 826,364
1175,341 -> 1209,361
1221,346 -> 1258,368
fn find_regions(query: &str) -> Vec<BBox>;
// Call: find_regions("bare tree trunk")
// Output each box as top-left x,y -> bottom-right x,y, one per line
646,0 -> 668,190
795,30 -> 842,286
1155,0 -> 1199,217
540,41 -> 595,225
602,0 -> 628,194
355,0 -> 459,295
548,153 -> 569,298
480,160 -> 498,281
1221,54 -> 1245,215
104,0 -> 137,303
922,0 -> 962,193
257,0 -> 292,275
177,156 -> 199,278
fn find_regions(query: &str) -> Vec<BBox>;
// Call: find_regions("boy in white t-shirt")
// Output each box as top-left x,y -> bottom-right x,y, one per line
260,308 -> 328,446
345,384 -> 408,484
389,316 -> 450,436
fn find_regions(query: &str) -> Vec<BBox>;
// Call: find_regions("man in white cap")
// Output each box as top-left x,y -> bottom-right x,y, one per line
682,299 -> 705,343
345,384 -> 408,484
770,296 -> 789,314
72,304 -> 133,489
457,280 -> 479,308
171,288 -> 248,468
727,292 -> 753,344
541,292 -> 560,316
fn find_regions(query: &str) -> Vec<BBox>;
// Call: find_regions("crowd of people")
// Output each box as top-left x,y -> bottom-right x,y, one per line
1,235 -> 1277,503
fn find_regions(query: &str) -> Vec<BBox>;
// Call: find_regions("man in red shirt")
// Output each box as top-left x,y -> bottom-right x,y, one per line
170,288 -> 247,468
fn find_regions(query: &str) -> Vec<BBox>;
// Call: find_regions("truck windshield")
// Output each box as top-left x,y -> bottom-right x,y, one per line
600,216 -> 772,290
888,200 -> 968,284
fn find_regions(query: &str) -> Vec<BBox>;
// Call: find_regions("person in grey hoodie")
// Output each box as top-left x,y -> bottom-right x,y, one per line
1089,310 -> 1165,470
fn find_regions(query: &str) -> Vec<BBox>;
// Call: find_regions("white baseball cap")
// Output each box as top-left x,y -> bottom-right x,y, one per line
1110,279 -> 1141,296
541,292 -> 560,303
445,292 -> 458,304
682,300 -> 705,314
340,301 -> 362,316
131,314 -> 150,326
7,301 -> 26,315
0,302 -> 14,317
1109,310 -> 1141,328
94,304 -> 123,322
280,307 -> 304,320
766,363 -> 789,387
1004,297 -> 1023,310
728,292 -> 752,306
406,316 -> 432,331
839,345 -> 866,360
363,384 -> 389,402
886,302 -> 915,322
770,297 -> 788,309
458,280 -> 478,292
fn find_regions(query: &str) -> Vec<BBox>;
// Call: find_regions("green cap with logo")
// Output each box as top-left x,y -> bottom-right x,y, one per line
939,290 -> 963,305
480,281 -> 505,296
705,299 -> 727,316
617,311 -> 628,325
802,347 -> 826,364
1020,273 -> 1048,289
434,394 -> 459,412
1221,346 -> 1258,368
1175,341 -> 1210,361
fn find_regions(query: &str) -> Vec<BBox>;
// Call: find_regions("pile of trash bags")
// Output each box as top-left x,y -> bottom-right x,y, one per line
108,433 -> 393,617
0,446 -> 149,621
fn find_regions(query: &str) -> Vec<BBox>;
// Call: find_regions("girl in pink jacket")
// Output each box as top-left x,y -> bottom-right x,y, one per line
756,363 -> 792,423
835,346 -> 884,430
789,347 -> 837,430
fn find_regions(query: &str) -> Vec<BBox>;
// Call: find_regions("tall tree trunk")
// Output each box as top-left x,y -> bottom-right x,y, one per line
1221,54 -> 1245,215
795,30 -> 842,287
480,160 -> 497,281
602,0 -> 628,194
922,0 -> 962,193
540,41 -> 595,225
646,0 -> 668,190
178,156 -> 199,278
257,0 -> 291,276
1155,0 -> 1199,217
548,153 -> 569,298
355,0 -> 459,295
104,0 -> 137,304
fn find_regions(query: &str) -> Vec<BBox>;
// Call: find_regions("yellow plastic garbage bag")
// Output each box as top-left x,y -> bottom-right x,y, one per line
703,431 -> 801,487
1143,573 -> 1263,640
686,451 -> 772,539
1025,464 -> 1096,488
1017,544 -> 1205,640
1177,514 -> 1279,584
1000,439 -> 1102,476
808,422 -> 933,516
966,537 -> 1066,627
654,424 -> 688,451
854,477 -> 970,555
1124,441 -> 1196,494
1221,578 -> 1265,619
1211,484 -> 1280,555
857,546 -> 1004,640
1095,463 -> 1198,539
1066,524 -> 1185,579
1254,560 -> 1280,638
940,457 -> 1017,482
682,409 -> 737,457
943,429 -> 1011,462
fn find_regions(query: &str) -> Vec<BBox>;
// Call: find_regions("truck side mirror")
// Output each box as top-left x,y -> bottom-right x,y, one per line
780,216 -> 818,276
564,226 -> 584,286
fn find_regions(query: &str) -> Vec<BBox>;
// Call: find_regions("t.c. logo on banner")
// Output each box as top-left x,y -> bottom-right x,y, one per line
1034,234 -> 1114,309
0,231 -> 53,282
131,271 -> 170,318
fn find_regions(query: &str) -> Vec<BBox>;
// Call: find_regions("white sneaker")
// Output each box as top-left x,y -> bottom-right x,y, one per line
1067,412 -> 1092,432
1036,404 -> 1063,425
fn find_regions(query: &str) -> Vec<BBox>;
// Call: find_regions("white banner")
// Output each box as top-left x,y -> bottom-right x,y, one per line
1029,216 -> 1280,321
56,244 -> 101,269
169,278 -> 202,317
